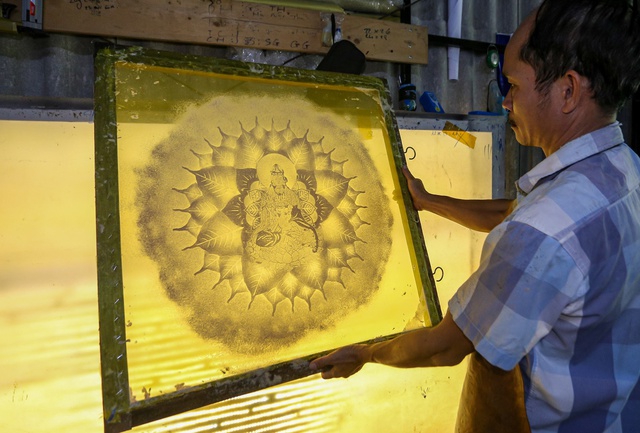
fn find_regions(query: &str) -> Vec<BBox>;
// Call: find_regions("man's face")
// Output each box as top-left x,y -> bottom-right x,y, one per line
501,16 -> 557,153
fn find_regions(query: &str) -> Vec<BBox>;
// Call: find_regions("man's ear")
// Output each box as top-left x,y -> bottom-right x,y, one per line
561,70 -> 589,114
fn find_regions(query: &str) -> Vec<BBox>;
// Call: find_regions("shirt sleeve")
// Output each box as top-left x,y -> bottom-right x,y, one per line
448,220 -> 584,370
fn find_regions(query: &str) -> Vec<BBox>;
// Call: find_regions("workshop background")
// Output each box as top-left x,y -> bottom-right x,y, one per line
1,1 -> 638,433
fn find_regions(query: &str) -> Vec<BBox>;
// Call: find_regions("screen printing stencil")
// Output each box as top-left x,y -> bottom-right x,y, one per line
94,46 -> 438,431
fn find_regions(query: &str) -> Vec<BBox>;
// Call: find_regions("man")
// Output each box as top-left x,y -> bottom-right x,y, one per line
310,1 -> 640,431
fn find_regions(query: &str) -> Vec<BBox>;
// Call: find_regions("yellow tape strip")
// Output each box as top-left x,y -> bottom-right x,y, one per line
443,121 -> 476,149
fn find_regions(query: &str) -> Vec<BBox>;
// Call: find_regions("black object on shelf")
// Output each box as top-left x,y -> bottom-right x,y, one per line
316,40 -> 366,75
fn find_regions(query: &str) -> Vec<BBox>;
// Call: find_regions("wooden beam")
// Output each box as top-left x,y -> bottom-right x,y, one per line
42,0 -> 427,64
342,14 -> 427,64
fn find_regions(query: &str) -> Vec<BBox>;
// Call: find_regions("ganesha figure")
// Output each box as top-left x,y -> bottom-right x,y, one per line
244,157 -> 323,267
216,150 -> 336,309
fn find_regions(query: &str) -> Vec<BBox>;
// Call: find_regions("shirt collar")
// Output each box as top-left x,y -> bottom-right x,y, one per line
516,122 -> 624,196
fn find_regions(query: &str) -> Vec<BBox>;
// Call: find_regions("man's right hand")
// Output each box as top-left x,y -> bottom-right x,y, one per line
402,165 -> 431,211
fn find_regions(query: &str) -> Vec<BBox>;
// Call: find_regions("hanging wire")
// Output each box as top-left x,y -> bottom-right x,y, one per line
281,53 -> 307,66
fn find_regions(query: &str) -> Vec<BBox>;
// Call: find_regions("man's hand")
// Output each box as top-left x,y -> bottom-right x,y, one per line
402,165 -> 514,231
402,166 -> 430,211
309,344 -> 372,379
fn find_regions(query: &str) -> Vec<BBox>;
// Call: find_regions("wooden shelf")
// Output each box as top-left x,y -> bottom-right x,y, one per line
41,0 -> 428,64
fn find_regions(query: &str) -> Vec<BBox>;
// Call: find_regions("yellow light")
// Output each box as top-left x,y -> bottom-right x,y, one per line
1,118 -> 493,432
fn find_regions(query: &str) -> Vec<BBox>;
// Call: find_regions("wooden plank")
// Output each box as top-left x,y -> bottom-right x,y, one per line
43,0 -> 320,50
343,15 -> 428,65
42,0 -> 427,64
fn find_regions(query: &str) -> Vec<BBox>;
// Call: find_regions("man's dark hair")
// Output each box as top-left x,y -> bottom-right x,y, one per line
520,0 -> 640,114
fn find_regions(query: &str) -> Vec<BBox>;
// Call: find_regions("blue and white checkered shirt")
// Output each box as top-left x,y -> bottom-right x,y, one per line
449,122 -> 640,432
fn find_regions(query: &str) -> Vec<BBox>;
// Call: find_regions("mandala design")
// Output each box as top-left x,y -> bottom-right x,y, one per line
175,119 -> 367,313
136,96 -> 393,353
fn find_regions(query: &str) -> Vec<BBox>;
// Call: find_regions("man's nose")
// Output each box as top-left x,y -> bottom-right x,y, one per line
502,90 -> 512,113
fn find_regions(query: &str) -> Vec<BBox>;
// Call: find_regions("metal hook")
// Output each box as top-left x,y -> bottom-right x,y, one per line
404,146 -> 416,160
433,266 -> 444,282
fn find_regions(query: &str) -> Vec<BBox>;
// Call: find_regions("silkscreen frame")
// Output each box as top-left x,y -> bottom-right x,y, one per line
94,45 -> 440,432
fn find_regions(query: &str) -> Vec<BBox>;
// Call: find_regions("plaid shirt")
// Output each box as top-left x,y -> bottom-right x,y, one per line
449,123 -> 640,432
